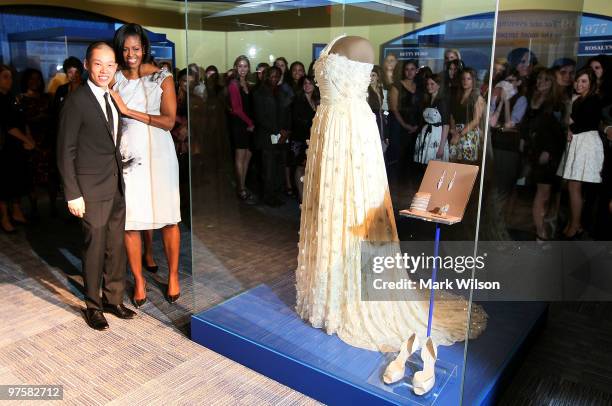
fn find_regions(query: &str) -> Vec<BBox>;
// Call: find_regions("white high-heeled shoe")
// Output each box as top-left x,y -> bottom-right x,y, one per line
383,333 -> 420,384
412,337 -> 437,395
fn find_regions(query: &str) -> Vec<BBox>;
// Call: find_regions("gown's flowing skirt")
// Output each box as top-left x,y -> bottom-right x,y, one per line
296,100 -> 486,352
121,120 -> 181,230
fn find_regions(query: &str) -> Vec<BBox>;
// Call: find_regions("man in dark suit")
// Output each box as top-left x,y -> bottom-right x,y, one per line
57,41 -> 136,330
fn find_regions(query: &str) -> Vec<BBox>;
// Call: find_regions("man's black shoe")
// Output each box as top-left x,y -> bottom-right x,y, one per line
84,309 -> 109,330
102,303 -> 137,319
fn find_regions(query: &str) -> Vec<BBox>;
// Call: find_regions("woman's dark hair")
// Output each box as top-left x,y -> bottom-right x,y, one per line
289,61 -> 305,77
446,59 -> 464,74
274,57 -> 290,83
0,64 -> 11,75
428,73 -> 443,87
423,73 -> 443,106
20,68 -> 45,94
586,54 -> 611,97
297,75 -> 320,104
307,60 -> 316,77
507,48 -> 538,71
586,54 -> 610,75
63,56 -> 84,74
574,67 -> 598,97
416,65 -> 433,91
205,70 -> 222,97
398,59 -> 418,80
233,55 -> 251,71
113,23 -> 152,68
456,68 -> 480,105
256,62 -> 269,71
289,60 -> 305,89
443,59 -> 463,91
531,67 -> 558,112
205,65 -> 219,75
505,68 -> 528,96
274,57 -> 288,68
371,65 -> 383,81
264,66 -> 282,84
177,68 -> 188,82
188,63 -> 201,82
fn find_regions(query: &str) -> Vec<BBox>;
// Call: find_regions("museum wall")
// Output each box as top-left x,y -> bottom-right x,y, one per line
1,0 -> 610,70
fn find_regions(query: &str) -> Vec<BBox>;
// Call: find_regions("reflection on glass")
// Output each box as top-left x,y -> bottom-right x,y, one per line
186,1 -> 502,402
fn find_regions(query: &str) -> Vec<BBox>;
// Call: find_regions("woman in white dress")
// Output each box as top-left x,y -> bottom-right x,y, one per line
414,74 -> 450,164
296,35 -> 486,353
110,24 -> 181,306
556,67 -> 603,239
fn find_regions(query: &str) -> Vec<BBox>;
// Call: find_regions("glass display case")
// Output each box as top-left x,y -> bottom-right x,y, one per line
184,1 -> 514,404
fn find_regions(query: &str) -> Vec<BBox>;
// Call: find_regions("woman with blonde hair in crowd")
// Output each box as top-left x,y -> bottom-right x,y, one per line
444,48 -> 461,64
382,52 -> 398,89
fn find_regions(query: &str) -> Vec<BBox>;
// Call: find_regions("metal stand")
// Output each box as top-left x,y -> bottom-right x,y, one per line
426,223 -> 441,337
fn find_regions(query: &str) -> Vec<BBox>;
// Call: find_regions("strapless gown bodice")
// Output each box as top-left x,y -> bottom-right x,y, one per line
314,52 -> 372,107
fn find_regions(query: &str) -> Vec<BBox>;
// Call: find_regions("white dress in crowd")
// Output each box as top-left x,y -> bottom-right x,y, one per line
296,35 -> 486,352
113,69 -> 181,230
414,100 -> 449,164
556,94 -> 604,183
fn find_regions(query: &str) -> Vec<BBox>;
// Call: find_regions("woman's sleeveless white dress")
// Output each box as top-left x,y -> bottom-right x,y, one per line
113,70 -> 181,230
296,35 -> 486,352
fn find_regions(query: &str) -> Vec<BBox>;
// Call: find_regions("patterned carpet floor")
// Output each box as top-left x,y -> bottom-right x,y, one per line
1,170 -> 612,405
0,208 -> 319,406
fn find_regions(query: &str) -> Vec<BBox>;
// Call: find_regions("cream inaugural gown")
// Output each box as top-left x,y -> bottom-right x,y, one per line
296,35 -> 486,352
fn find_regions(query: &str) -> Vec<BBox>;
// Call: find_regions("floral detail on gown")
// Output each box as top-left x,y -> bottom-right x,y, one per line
296,35 -> 487,352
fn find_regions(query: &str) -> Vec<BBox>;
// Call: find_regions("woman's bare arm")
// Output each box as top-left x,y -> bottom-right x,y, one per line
463,96 -> 484,134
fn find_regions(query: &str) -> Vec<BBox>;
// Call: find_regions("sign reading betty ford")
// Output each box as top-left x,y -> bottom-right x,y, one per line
382,47 -> 443,61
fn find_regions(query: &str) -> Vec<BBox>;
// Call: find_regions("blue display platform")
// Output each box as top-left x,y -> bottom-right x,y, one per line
191,278 -> 547,405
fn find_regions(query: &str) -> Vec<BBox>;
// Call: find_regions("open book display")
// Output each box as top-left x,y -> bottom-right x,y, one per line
400,161 -> 479,225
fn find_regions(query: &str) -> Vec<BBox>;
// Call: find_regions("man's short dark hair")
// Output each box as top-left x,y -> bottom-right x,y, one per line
113,23 -> 152,68
85,41 -> 114,63
63,56 -> 84,74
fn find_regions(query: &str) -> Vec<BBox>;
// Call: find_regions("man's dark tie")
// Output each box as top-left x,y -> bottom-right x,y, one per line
104,92 -> 115,142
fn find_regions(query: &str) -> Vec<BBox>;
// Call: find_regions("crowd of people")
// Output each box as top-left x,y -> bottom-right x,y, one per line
178,56 -> 319,207
1,43 -> 611,244
179,47 -> 611,241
